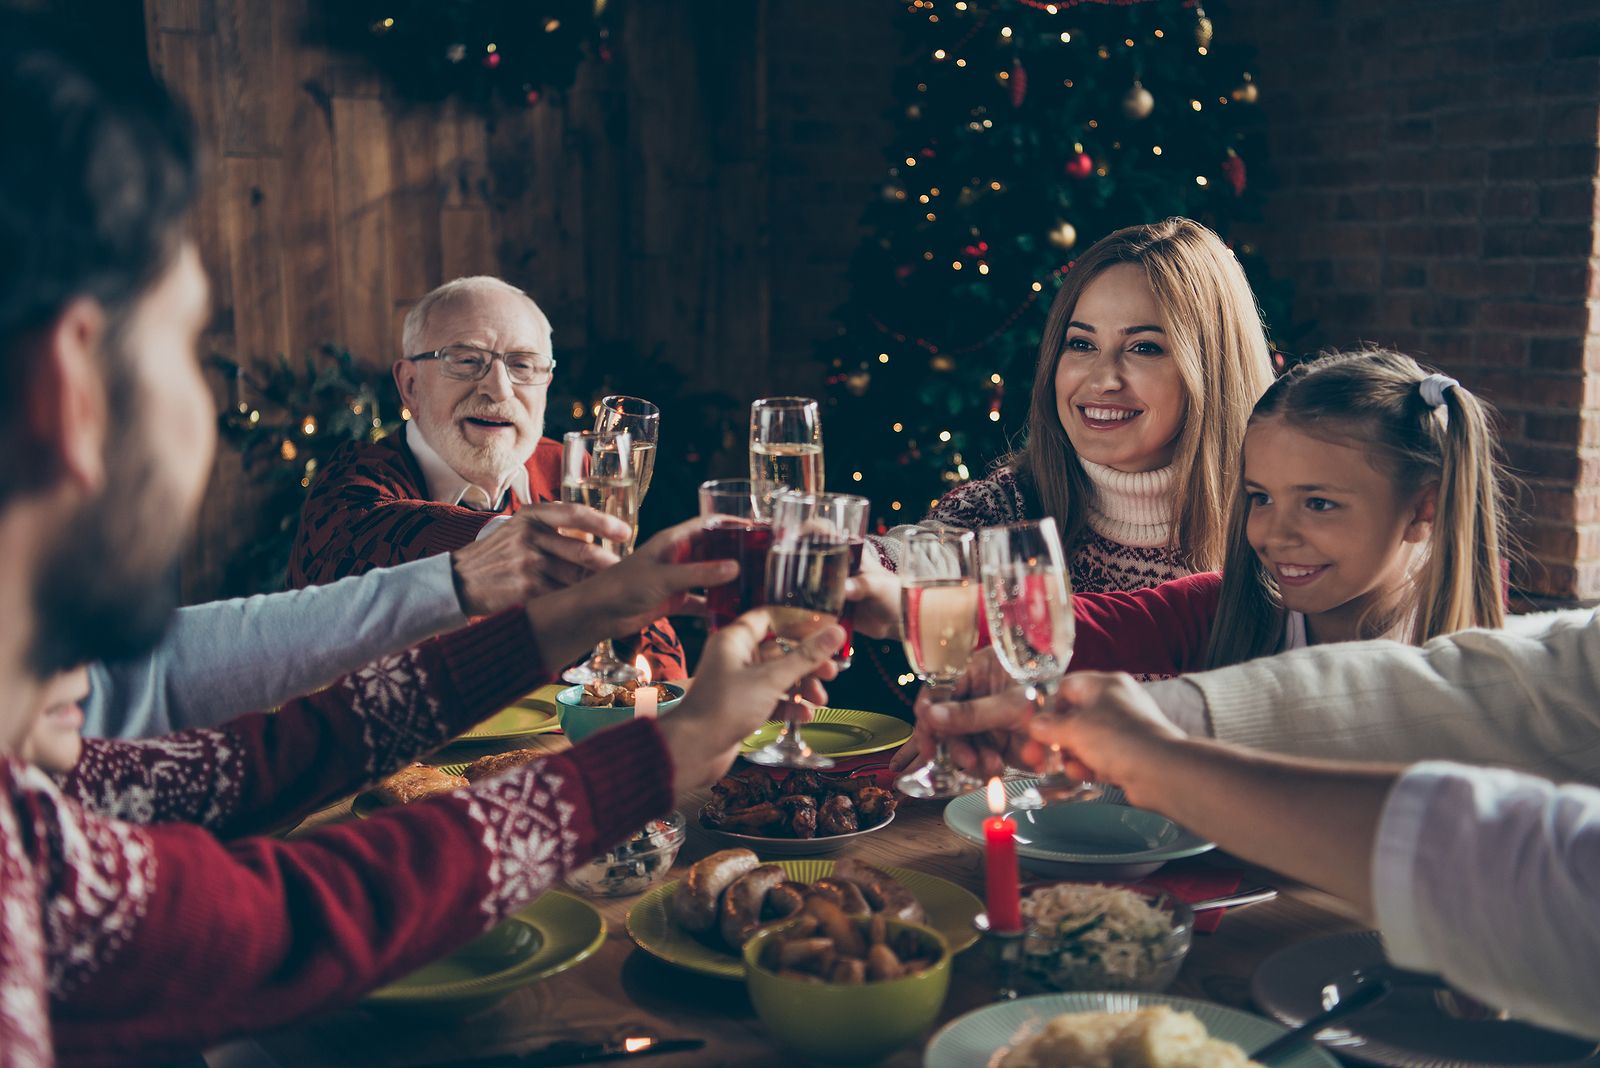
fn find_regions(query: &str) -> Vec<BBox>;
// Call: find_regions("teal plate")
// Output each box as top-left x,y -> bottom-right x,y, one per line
944,778 -> 1213,878
925,991 -> 1342,1068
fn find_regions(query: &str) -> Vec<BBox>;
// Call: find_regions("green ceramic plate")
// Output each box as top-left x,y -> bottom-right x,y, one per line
740,708 -> 912,759
944,777 -> 1213,878
365,891 -> 605,1016
924,992 -> 1342,1068
626,859 -> 982,979
451,685 -> 565,743
351,762 -> 471,819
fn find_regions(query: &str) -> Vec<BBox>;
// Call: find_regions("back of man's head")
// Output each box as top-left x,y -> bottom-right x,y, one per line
0,17 -> 199,506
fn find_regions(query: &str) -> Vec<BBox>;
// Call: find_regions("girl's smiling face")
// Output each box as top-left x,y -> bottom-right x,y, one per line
1243,418 -> 1436,644
1053,263 -> 1188,473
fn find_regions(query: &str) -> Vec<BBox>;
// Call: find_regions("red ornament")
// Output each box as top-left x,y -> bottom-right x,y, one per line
894,264 -> 915,282
1221,152 -> 1247,196
920,147 -> 937,159
482,51 -> 501,69
1010,59 -> 1028,108
1065,152 -> 1094,179
599,43 -> 614,63
525,89 -> 541,105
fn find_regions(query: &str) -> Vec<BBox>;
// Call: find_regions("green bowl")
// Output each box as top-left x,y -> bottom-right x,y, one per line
743,917 -> 952,1065
555,683 -> 684,743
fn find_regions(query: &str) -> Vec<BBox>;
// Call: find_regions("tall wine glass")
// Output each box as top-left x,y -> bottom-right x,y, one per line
979,518 -> 1102,809
894,528 -> 984,799
750,397 -> 824,495
744,492 -> 858,769
563,397 -> 660,685
559,429 -> 639,685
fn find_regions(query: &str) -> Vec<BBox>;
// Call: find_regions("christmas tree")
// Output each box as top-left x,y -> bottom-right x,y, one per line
819,0 -> 1287,527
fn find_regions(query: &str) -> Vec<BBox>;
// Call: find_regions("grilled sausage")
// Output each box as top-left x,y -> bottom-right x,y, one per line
668,848 -> 759,933
719,864 -> 787,947
811,877 -> 870,917
831,858 -> 927,924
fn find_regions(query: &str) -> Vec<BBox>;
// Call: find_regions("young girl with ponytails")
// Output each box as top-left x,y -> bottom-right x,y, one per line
1062,348 -> 1509,677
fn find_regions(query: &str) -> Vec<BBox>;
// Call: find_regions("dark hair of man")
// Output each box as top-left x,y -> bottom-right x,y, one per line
0,16 -> 200,507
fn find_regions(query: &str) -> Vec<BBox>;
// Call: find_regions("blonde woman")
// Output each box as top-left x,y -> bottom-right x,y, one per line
853,219 -> 1275,654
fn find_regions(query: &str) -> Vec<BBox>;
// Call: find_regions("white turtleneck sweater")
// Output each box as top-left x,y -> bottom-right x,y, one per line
1077,458 -> 1175,549
875,460 -> 1193,595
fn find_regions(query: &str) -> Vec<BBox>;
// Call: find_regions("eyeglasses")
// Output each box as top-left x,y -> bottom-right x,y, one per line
404,344 -> 556,386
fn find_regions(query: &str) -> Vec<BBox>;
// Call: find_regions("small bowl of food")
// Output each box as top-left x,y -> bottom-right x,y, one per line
1020,882 -> 1192,993
556,681 -> 685,743
563,810 -> 686,898
744,912 -> 951,1065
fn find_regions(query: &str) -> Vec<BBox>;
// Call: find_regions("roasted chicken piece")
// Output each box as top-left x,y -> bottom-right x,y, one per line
781,769 -> 828,797
707,802 -> 785,835
853,786 -> 896,826
712,772 -> 779,809
779,794 -> 818,838
818,793 -> 859,835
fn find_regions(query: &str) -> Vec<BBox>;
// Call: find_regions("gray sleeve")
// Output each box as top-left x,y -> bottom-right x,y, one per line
83,554 -> 469,738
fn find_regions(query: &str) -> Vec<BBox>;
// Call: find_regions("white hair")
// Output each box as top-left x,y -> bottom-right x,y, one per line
401,276 -> 551,355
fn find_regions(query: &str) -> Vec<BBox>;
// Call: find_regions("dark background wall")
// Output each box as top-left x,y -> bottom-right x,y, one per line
10,0 -> 1600,602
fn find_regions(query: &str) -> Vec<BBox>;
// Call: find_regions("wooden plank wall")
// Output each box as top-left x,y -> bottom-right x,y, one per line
130,0 -> 895,601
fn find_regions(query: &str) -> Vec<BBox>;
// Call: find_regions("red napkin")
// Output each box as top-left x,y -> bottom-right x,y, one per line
1130,869 -> 1244,935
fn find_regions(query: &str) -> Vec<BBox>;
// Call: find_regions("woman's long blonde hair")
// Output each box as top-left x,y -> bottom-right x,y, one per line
1203,349 -> 1509,669
1013,218 -> 1274,570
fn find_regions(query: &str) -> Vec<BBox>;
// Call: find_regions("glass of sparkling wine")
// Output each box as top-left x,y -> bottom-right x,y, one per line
745,492 -> 856,769
894,528 -> 984,799
559,429 -> 640,685
979,518 -> 1102,809
563,397 -> 662,685
750,397 -> 824,495
690,478 -> 779,633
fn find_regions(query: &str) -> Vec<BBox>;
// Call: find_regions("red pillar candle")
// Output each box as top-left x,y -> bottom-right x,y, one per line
982,777 -> 1023,932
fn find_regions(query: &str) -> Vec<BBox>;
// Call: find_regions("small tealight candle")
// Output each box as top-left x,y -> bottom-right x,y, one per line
983,777 -> 1023,932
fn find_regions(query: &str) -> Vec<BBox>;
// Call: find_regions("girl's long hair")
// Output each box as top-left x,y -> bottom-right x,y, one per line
1012,218 -> 1274,570
1204,349 -> 1509,669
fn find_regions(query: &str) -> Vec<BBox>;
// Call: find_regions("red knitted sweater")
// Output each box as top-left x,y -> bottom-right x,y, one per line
1,610 -> 672,1067
1068,571 -> 1223,678
288,430 -> 687,679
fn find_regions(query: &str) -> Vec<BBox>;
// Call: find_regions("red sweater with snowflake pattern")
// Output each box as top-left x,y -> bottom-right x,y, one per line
0,609 -> 671,1068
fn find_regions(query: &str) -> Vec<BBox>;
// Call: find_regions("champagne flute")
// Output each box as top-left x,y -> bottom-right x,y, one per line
559,429 -> 640,685
562,396 -> 660,685
744,492 -> 856,769
750,397 -> 824,495
690,478 -> 779,633
979,518 -> 1102,809
894,528 -> 984,799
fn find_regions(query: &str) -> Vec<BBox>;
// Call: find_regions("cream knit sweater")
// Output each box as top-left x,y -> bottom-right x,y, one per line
1148,607 -> 1600,784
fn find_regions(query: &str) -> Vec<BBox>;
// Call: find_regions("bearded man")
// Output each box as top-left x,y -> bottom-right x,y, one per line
289,276 -> 685,677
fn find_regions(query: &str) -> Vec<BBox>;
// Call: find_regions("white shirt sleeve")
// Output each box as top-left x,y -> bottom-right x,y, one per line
1372,761 -> 1600,1040
1139,677 -> 1212,737
475,514 -> 514,540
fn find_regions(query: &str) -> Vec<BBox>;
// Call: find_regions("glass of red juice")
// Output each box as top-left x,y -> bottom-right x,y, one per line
692,479 -> 779,631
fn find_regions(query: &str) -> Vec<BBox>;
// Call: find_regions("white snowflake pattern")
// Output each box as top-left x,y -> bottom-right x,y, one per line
462,769 -> 578,923
348,651 -> 445,777
0,769 -> 53,1066
70,730 -> 243,829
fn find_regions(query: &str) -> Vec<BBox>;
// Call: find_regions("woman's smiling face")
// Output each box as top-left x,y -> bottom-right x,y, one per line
1053,263 -> 1187,473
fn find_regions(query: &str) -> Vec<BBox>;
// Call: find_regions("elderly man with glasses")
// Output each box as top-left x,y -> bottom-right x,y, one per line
290,276 -> 687,679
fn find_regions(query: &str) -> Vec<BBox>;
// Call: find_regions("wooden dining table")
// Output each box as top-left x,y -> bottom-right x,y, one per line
249,727 -> 1369,1067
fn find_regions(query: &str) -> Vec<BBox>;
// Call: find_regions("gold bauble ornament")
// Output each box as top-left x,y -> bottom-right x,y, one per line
1049,220 -> 1078,249
1123,81 -> 1155,120
1195,11 -> 1214,47
845,371 -> 871,397
1232,81 -> 1259,104
930,355 -> 956,372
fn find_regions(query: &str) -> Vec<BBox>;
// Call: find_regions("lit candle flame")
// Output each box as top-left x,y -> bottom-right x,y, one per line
634,655 -> 653,685
623,1037 -> 654,1053
986,776 -> 1006,815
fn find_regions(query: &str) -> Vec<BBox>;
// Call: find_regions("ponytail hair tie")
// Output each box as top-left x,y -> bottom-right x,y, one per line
1419,373 -> 1459,409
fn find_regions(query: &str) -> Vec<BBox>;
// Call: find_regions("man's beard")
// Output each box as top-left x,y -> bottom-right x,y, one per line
423,405 -> 541,492
28,389 -> 186,676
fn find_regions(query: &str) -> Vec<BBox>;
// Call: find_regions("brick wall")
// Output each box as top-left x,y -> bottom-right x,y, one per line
1231,0 -> 1600,599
